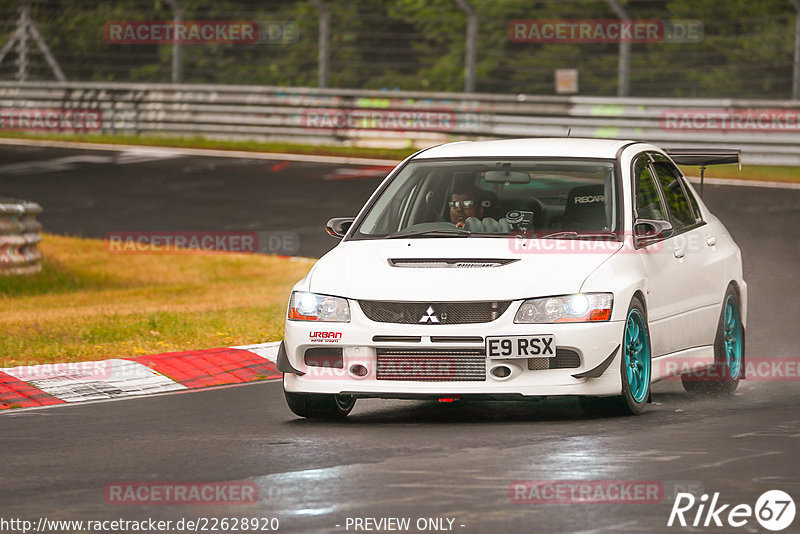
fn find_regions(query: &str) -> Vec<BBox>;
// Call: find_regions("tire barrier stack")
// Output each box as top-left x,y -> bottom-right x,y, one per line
0,198 -> 43,276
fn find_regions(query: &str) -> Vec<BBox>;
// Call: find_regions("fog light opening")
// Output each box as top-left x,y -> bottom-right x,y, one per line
491,365 -> 512,379
350,364 -> 368,377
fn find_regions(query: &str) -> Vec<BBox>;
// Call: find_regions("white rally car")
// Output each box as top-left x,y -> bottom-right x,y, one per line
278,139 -> 746,418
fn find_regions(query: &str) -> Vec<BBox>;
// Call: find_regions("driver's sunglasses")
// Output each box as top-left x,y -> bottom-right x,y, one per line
449,200 -> 475,209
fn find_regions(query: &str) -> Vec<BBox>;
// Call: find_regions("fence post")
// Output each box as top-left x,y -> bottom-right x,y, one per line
312,0 -> 330,88
791,0 -> 800,100
1,0 -> 66,82
16,0 -> 30,81
605,0 -> 631,97
454,0 -> 477,93
166,0 -> 183,83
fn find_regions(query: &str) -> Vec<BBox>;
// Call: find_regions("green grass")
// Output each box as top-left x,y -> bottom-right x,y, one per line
679,164 -> 800,183
0,234 -> 314,366
0,131 -> 416,161
0,257 -> 132,297
1,306 -> 287,366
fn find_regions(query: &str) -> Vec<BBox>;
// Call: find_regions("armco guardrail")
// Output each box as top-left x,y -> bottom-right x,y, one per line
1,81 -> 799,165
0,198 -> 43,276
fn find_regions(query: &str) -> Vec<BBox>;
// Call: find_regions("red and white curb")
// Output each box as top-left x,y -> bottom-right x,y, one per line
0,342 -> 281,410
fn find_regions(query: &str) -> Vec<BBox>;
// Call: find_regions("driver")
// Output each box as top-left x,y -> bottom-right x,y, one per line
449,187 -> 485,228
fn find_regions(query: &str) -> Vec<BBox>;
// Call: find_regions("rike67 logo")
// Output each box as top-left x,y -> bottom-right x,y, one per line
668,490 -> 795,531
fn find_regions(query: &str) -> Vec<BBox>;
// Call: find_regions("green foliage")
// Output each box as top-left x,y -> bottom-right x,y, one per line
2,0 -> 798,98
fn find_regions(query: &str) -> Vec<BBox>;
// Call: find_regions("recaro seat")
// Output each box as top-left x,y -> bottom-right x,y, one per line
480,190 -> 506,220
559,184 -> 608,231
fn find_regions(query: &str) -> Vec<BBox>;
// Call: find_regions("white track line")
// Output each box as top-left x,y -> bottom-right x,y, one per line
1,342 -> 282,408
3,359 -> 186,403
232,341 -> 281,362
0,380 -> 273,415
2,137 -> 800,190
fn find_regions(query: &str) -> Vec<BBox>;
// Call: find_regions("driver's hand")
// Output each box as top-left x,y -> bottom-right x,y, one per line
455,221 -> 465,228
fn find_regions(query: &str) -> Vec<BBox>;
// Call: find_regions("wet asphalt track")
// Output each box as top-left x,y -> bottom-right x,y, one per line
1,144 -> 799,533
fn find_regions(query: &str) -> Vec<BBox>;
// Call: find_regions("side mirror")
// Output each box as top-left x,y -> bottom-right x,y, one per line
634,219 -> 674,248
326,217 -> 355,239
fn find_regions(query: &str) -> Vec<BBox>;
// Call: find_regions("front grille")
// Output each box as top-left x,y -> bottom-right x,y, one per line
527,348 -> 581,370
430,336 -> 483,343
372,335 -> 422,343
304,347 -> 343,369
359,300 -> 511,324
376,348 -> 486,381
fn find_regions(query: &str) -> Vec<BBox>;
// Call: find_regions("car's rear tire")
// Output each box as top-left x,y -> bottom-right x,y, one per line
284,388 -> 356,419
681,286 -> 743,397
580,297 -> 651,417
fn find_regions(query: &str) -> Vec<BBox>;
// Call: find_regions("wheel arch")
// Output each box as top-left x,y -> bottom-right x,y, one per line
631,289 -> 647,315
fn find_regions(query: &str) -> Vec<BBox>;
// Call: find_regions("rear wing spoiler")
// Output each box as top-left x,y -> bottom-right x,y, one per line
664,148 -> 741,196
664,148 -> 741,168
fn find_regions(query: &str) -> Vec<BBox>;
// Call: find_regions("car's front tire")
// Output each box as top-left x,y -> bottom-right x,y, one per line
681,286 -> 743,397
284,387 -> 356,419
580,297 -> 651,417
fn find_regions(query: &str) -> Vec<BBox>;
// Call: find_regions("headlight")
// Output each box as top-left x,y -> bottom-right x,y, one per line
514,293 -> 613,323
288,291 -> 351,322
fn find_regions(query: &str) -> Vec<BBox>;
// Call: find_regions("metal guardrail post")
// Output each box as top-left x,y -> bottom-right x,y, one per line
0,198 -> 43,276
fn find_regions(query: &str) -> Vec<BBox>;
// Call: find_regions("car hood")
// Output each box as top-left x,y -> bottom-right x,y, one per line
307,237 -> 622,301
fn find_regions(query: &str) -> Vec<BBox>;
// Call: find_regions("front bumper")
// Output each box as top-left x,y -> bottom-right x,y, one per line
282,303 -> 625,398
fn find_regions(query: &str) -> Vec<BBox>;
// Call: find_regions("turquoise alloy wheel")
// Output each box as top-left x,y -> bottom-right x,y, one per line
624,308 -> 651,403
723,295 -> 743,380
681,287 -> 743,396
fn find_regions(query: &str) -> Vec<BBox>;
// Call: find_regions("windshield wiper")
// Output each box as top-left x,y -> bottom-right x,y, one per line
386,228 -> 471,239
538,231 -> 619,240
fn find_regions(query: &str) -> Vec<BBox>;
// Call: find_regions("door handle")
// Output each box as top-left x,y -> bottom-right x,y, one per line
673,248 -> 685,259
705,236 -> 717,247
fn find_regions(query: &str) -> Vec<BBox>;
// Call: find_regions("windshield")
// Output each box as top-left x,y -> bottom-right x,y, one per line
354,158 -> 619,238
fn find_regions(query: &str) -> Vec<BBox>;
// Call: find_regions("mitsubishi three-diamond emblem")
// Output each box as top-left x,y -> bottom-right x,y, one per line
419,306 -> 440,323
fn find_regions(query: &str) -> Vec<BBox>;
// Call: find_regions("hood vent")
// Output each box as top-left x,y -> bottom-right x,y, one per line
388,258 -> 519,269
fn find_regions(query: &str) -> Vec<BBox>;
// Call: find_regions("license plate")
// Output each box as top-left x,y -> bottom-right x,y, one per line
486,335 -> 556,359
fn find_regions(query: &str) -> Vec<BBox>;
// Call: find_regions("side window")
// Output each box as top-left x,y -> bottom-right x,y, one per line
684,181 -> 704,221
633,155 -> 666,221
651,156 -> 696,230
